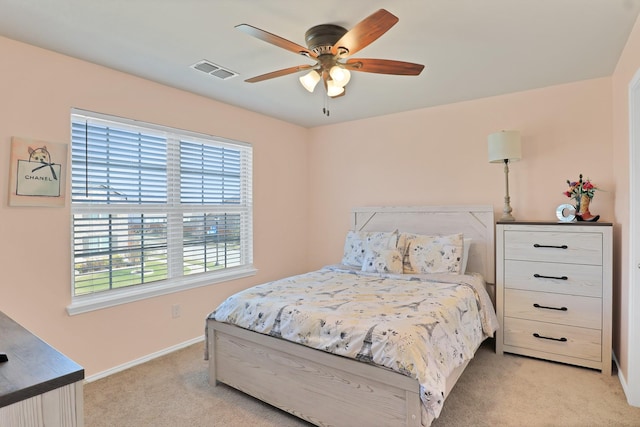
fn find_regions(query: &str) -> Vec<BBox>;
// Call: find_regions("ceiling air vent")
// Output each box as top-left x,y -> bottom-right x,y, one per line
190,60 -> 238,80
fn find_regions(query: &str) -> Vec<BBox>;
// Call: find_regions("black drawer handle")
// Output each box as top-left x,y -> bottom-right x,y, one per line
533,303 -> 568,311
534,273 -> 568,280
533,333 -> 568,342
533,243 -> 568,249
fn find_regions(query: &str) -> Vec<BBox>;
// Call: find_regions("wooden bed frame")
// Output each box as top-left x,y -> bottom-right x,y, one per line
207,205 -> 495,427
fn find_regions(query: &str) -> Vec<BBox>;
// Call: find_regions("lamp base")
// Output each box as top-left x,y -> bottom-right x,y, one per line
501,193 -> 515,221
499,213 -> 516,221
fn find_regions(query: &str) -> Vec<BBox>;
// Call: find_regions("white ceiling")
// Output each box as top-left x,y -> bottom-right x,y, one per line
1,0 -> 639,128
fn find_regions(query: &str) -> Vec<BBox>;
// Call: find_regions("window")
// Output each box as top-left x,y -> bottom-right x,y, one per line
68,109 -> 253,315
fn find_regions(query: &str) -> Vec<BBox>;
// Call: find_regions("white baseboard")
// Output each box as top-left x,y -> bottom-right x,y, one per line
612,350 -> 635,406
84,335 -> 205,383
613,351 -> 627,391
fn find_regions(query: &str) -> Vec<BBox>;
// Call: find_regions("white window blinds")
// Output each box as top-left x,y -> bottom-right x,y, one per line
69,109 -> 253,312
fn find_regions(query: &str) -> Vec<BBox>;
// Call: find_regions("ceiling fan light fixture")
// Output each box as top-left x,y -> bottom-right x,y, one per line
326,79 -> 345,97
329,65 -> 351,87
299,69 -> 321,92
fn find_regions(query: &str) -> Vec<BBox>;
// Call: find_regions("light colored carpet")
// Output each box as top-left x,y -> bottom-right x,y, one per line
84,340 -> 640,426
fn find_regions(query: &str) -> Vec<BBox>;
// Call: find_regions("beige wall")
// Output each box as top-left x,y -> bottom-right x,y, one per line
613,12 -> 640,388
308,79 -> 614,270
0,36 -> 310,376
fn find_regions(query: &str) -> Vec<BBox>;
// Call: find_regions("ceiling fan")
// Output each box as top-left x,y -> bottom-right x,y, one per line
236,9 -> 425,114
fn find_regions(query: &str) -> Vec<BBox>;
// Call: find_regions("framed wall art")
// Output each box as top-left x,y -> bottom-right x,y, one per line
8,136 -> 67,207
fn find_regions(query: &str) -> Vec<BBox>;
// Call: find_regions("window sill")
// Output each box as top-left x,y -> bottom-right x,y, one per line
66,266 -> 257,315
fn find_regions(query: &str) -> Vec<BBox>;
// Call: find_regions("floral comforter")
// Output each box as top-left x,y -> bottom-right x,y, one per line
210,265 -> 499,421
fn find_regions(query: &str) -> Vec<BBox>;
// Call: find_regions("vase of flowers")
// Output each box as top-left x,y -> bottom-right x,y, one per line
564,174 -> 600,222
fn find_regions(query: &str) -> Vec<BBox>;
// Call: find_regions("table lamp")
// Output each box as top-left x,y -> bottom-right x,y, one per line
488,130 -> 522,221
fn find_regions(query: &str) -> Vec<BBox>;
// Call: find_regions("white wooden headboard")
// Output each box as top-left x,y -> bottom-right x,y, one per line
351,205 -> 495,284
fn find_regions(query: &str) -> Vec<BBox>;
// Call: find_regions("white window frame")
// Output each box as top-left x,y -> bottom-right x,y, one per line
67,109 -> 254,315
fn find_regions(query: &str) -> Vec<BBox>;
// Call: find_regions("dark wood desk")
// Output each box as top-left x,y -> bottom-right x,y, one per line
0,311 -> 84,426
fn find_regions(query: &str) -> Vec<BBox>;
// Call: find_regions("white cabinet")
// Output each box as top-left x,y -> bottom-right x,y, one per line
0,382 -> 83,427
495,222 -> 613,375
0,311 -> 84,426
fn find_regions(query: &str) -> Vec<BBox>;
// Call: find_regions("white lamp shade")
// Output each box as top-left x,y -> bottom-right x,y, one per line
488,130 -> 522,163
329,66 -> 351,87
326,79 -> 345,97
299,70 -> 321,92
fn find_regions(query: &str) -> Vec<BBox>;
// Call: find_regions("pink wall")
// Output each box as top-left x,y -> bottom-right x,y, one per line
0,36 -> 310,376
307,79 -> 613,270
613,12 -> 640,390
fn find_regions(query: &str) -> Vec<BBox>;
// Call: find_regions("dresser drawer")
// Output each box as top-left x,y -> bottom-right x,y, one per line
503,260 -> 602,297
504,289 -> 602,329
503,231 -> 602,265
503,317 -> 602,362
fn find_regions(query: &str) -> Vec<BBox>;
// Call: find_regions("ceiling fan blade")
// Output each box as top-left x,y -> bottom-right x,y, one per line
345,58 -> 425,75
245,64 -> 314,83
236,24 -> 317,59
331,9 -> 399,57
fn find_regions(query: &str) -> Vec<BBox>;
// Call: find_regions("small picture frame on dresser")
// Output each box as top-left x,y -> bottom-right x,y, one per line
556,204 -> 576,222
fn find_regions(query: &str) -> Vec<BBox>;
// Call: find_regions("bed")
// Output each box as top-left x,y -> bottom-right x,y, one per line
206,205 -> 498,426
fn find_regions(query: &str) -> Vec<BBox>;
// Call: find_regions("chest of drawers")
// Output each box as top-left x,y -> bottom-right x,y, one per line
495,222 -> 612,374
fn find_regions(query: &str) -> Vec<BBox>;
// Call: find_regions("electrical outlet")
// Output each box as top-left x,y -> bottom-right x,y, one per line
171,304 -> 181,319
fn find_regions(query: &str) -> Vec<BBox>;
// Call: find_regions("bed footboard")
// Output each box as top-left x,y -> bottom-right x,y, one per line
208,319 -> 423,427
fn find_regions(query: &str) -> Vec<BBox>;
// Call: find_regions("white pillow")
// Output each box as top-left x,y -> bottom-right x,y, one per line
461,238 -> 472,274
362,248 -> 404,274
405,233 -> 464,274
341,230 -> 398,268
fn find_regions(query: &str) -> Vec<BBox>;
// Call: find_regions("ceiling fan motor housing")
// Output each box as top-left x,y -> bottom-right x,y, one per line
304,24 -> 348,56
